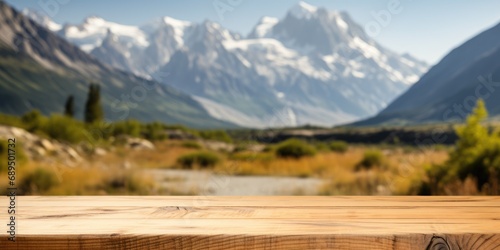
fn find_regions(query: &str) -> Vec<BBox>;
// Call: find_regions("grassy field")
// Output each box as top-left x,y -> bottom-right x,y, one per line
0,138 -> 450,195
0,100 -> 498,196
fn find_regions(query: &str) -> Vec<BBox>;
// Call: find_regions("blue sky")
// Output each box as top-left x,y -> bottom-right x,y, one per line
7,0 -> 500,64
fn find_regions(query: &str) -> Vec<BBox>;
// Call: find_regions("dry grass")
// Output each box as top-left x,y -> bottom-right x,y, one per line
0,139 -> 451,196
95,140 -> 201,169
219,148 -> 363,177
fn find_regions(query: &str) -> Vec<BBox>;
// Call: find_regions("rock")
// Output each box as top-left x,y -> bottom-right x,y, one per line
129,138 -> 155,150
64,147 -> 82,162
30,147 -> 46,157
110,135 -> 155,150
203,140 -> 234,152
0,125 -> 83,165
93,148 -> 107,156
36,139 -> 56,152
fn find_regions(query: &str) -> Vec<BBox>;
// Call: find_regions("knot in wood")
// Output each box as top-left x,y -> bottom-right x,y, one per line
426,236 -> 451,250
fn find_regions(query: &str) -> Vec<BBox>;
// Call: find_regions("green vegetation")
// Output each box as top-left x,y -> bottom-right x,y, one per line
84,83 -> 103,124
275,139 -> 316,159
356,149 -> 384,170
100,171 -> 154,195
181,141 -> 203,149
0,113 -> 23,128
329,140 -> 348,153
21,110 -> 45,133
143,122 -> 168,141
43,115 -> 87,144
177,152 -> 221,169
112,120 -> 142,138
19,167 -> 58,195
199,130 -> 232,143
64,95 -> 75,118
426,99 -> 500,194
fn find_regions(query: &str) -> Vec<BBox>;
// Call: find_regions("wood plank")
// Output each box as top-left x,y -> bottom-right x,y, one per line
17,196 -> 500,207
1,196 -> 499,249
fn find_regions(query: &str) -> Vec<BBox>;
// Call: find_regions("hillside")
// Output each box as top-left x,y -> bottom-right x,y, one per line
356,22 -> 500,126
0,2 -> 234,128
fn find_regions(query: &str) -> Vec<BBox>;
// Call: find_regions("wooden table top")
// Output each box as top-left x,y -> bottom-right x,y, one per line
1,196 -> 499,249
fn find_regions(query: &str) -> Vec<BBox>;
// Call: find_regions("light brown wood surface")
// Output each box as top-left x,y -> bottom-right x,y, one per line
1,196 -> 499,249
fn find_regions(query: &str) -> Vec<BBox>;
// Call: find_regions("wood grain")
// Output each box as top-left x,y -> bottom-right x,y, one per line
1,196 -> 499,249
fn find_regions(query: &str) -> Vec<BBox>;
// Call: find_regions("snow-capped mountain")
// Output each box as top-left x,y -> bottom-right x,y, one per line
23,2 -> 428,127
2,3 -> 233,128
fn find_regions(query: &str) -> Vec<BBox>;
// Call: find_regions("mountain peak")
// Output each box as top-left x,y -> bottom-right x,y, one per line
162,16 -> 191,28
248,16 -> 279,38
84,16 -> 106,25
289,1 -> 318,19
22,8 -> 62,31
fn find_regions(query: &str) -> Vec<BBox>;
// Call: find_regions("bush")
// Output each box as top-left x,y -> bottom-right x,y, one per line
356,149 -> 384,170
314,142 -> 329,152
20,168 -> 57,194
21,110 -> 46,132
199,130 -> 232,143
177,152 -> 221,169
275,139 -> 316,159
101,171 -> 154,195
427,99 -> 500,194
142,122 -> 167,141
43,115 -> 86,143
329,141 -> 348,153
181,141 -> 203,149
0,113 -> 23,128
112,120 -> 142,137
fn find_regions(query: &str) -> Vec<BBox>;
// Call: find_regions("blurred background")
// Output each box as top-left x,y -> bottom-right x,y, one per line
0,0 -> 499,195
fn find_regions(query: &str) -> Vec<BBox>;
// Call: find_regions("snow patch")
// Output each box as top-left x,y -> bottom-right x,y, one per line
290,1 -> 318,19
335,16 -> 348,31
251,16 -> 279,38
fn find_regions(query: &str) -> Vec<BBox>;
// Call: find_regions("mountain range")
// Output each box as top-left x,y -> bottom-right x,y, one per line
22,2 -> 428,127
0,2 -> 233,128
357,21 -> 500,126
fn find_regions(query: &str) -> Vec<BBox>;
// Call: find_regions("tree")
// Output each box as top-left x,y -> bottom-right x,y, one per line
64,95 -> 75,118
84,83 -> 104,123
427,99 -> 500,194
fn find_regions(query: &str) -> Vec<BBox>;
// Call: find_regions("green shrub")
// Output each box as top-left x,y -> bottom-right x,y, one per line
229,152 -> 274,162
21,110 -> 46,132
0,113 -> 23,128
314,142 -> 330,152
356,149 -> 384,170
112,120 -> 142,137
329,141 -> 348,153
181,141 -> 203,149
142,122 -> 167,141
20,168 -> 57,194
275,139 -> 316,159
43,115 -> 86,143
177,152 -> 221,169
101,171 -> 153,195
199,130 -> 232,143
427,99 -> 500,194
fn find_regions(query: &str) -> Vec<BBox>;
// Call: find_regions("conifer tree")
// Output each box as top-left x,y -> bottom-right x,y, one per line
84,83 -> 104,123
64,95 -> 75,118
